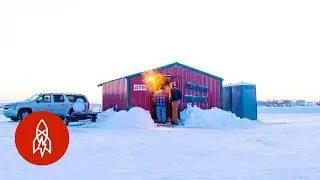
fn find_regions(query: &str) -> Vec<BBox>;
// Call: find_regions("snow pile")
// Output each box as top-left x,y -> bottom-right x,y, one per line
0,107 -> 3,114
83,107 -> 156,129
181,104 -> 260,129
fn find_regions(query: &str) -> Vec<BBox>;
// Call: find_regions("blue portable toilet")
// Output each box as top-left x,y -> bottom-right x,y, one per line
222,85 -> 232,112
230,83 -> 257,120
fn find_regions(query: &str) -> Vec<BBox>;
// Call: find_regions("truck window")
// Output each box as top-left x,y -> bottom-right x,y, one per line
53,95 -> 65,103
66,95 -> 88,102
38,94 -> 51,103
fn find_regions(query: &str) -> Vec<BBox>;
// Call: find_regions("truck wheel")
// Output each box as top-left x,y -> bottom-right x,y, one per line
18,109 -> 31,121
68,108 -> 74,115
10,118 -> 19,121
91,117 -> 97,122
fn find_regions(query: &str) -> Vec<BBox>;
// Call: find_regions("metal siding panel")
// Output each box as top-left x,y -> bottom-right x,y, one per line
101,78 -> 127,111
216,80 -> 220,107
218,80 -> 221,107
212,78 -> 215,107
121,79 -> 125,109
200,73 -> 205,109
130,75 -> 151,111
185,68 -> 190,107
219,80 -> 223,108
183,68 -> 187,109
205,77 -> 208,108
206,76 -> 210,108
207,76 -> 212,109
214,79 -> 217,107
176,66 -> 183,110
208,78 -> 212,108
212,79 -> 215,107
195,71 -> 201,108
214,80 -> 217,107
217,80 -> 220,107
102,84 -> 106,111
215,80 -> 219,107
182,68 -> 187,109
119,79 -> 122,109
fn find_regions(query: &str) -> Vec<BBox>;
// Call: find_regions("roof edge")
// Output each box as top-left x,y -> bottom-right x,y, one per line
97,61 -> 223,87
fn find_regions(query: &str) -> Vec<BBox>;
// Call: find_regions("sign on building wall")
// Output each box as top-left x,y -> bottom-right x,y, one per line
133,84 -> 148,91
184,82 -> 209,103
184,95 -> 207,103
186,82 -> 209,92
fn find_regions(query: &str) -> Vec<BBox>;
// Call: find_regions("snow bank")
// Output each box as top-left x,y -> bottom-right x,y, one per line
181,104 -> 260,129
0,107 -> 3,114
81,105 -> 259,130
83,107 -> 156,129
258,106 -> 320,114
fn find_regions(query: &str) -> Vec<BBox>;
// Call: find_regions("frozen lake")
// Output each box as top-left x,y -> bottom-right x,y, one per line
1,107 -> 320,179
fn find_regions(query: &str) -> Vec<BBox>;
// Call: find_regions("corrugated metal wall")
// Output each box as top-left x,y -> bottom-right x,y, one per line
129,65 -> 221,113
102,78 -> 128,111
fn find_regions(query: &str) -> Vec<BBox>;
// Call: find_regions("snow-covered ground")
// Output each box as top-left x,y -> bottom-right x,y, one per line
1,107 -> 320,179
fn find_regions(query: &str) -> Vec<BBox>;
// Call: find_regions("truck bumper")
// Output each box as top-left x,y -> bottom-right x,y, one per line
3,110 -> 18,119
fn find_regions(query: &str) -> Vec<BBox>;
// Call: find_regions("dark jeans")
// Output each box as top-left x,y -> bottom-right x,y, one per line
156,106 -> 167,123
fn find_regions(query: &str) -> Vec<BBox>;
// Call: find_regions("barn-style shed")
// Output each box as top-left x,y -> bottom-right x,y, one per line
98,62 -> 223,117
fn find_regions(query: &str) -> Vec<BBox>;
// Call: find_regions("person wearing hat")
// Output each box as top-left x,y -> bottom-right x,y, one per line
170,82 -> 182,124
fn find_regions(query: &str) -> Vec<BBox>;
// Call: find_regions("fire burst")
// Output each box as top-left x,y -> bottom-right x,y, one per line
33,119 -> 52,158
142,70 -> 167,93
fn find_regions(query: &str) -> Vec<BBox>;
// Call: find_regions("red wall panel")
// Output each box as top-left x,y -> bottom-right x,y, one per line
102,78 -> 127,111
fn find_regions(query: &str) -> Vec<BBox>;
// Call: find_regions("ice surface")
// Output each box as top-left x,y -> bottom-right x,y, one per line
181,104 -> 260,129
1,107 -> 320,179
259,106 -> 320,114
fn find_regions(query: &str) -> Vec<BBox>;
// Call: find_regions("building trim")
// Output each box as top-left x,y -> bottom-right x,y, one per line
97,62 -> 223,87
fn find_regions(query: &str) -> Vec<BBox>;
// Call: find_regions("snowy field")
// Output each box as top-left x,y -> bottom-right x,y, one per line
1,106 -> 320,179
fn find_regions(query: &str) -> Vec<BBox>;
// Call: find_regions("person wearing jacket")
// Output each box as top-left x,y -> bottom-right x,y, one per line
170,82 -> 182,124
152,87 -> 171,124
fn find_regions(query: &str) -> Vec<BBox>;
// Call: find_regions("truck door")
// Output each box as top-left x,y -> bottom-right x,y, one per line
33,94 -> 53,113
52,94 -> 68,116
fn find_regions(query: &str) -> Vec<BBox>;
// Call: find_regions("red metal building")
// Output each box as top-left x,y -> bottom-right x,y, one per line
98,62 -> 223,116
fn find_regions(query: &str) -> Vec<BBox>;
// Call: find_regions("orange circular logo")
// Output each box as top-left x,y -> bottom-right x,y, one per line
15,111 -> 70,165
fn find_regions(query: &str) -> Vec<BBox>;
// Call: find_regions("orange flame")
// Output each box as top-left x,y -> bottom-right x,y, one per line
142,70 -> 167,93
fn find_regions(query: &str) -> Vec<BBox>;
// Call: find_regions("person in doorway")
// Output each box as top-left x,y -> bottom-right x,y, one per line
170,82 -> 182,124
152,86 -> 171,124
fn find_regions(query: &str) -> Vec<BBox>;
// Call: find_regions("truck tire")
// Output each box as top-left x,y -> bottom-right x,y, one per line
91,117 -> 97,122
18,109 -> 32,121
68,108 -> 74,115
10,118 -> 19,121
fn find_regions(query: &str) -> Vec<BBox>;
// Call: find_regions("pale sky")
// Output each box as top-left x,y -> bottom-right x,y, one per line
0,0 -> 319,104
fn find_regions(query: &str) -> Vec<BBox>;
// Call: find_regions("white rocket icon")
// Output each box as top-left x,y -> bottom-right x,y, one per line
33,119 -> 52,158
